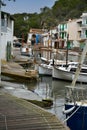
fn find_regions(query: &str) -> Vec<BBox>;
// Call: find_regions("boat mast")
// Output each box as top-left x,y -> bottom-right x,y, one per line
66,34 -> 69,68
0,1 -> 2,79
71,39 -> 87,87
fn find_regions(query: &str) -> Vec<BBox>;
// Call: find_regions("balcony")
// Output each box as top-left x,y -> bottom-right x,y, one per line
80,34 -> 87,40
59,28 -> 67,33
81,24 -> 87,29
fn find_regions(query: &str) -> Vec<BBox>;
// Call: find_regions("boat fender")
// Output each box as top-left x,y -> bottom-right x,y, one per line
62,106 -> 75,114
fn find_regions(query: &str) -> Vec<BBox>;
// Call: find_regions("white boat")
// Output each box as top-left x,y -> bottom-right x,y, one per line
20,45 -> 32,57
39,63 -> 53,76
39,60 -> 69,76
41,57 -> 52,64
52,62 -> 87,83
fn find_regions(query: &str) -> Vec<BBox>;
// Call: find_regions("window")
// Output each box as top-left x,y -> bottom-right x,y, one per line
86,19 -> 87,24
1,19 -> 5,26
85,30 -> 87,37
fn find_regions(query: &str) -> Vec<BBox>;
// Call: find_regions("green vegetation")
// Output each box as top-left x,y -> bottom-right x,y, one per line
12,0 -> 87,41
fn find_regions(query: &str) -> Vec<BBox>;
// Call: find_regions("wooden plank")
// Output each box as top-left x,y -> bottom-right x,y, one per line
0,93 -> 69,130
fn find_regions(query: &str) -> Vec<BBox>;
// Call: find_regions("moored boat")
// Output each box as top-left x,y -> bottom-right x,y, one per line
39,60 -> 70,76
39,63 -> 52,76
52,62 -> 87,83
63,40 -> 87,130
64,85 -> 87,130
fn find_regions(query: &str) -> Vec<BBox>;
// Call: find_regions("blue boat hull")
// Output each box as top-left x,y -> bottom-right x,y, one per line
65,104 -> 87,130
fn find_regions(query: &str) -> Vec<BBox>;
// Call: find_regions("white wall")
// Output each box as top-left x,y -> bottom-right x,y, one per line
1,13 -> 14,60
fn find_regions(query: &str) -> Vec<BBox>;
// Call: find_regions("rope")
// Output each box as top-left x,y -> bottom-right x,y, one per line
63,105 -> 81,123
52,104 -> 64,108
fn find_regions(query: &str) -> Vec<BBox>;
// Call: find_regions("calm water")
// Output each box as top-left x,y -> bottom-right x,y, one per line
2,75 -> 70,122
26,76 -> 70,121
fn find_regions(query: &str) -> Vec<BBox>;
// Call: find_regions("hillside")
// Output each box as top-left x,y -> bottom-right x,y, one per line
12,0 -> 87,40
52,0 -> 87,21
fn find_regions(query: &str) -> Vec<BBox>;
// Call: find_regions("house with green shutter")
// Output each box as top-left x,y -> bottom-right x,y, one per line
57,13 -> 87,50
57,19 -> 81,49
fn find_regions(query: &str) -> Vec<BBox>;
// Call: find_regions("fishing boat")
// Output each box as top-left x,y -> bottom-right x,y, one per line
38,56 -> 52,76
39,60 -> 69,76
52,62 -> 87,83
39,63 -> 53,76
40,57 -> 52,64
63,40 -> 87,130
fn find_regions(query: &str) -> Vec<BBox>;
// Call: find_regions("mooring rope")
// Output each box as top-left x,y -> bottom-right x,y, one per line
63,105 -> 81,123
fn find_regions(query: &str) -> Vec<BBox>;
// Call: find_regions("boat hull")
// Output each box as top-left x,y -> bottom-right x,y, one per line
65,104 -> 87,130
39,64 -> 52,76
52,66 -> 87,83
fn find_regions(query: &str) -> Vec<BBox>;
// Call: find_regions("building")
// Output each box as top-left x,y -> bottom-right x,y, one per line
57,21 -> 67,48
27,28 -> 44,45
67,19 -> 82,49
57,19 -> 82,49
1,11 -> 14,60
81,13 -> 87,39
57,13 -> 87,50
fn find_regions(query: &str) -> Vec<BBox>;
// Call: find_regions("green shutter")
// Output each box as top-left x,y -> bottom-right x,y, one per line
86,19 -> 87,24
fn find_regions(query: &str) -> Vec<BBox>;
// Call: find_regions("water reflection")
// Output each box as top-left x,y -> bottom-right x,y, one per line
51,79 -> 70,121
33,76 -> 70,121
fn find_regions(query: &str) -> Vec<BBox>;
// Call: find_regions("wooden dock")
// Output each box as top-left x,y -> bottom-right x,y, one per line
0,92 -> 69,130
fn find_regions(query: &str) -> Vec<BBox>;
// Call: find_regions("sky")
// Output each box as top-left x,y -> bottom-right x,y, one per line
1,0 -> 56,14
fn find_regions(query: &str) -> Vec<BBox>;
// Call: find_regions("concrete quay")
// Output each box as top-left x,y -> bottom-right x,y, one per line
1,60 -> 38,81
